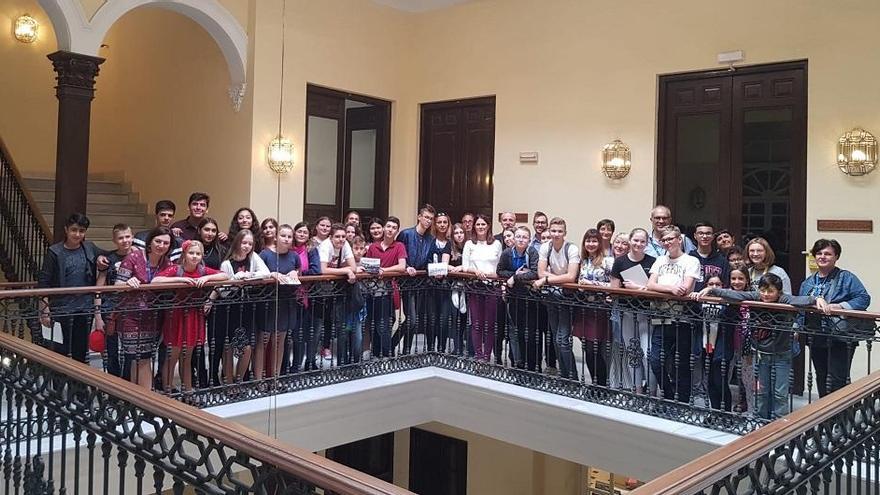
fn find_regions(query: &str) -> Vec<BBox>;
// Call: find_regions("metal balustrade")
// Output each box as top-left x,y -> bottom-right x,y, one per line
0,273 -> 875,434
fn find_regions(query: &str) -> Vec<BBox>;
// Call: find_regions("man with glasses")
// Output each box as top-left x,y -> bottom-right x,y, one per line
530,211 -> 549,252
645,205 -> 695,257
393,204 -> 436,354
646,226 -> 701,402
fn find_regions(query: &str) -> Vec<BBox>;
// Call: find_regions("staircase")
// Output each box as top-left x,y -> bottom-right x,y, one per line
23,174 -> 153,251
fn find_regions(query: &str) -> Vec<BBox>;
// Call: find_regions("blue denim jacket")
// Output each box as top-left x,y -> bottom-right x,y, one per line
798,267 -> 871,341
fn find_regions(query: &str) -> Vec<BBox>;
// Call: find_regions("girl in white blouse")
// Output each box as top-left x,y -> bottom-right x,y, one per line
462,214 -> 503,361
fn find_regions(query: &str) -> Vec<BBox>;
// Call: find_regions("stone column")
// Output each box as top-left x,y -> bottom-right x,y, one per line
47,51 -> 105,242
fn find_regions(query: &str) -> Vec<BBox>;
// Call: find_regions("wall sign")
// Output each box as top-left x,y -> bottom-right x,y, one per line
816,220 -> 873,233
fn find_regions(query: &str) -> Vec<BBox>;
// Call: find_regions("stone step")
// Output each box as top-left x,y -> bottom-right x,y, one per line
45,212 -> 152,229
23,177 -> 131,194
35,200 -> 147,215
30,189 -> 140,205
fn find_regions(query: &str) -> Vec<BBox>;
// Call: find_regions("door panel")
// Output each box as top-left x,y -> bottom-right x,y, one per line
419,97 -> 495,223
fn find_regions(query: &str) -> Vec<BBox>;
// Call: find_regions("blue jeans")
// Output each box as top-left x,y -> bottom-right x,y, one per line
545,303 -> 576,380
756,350 -> 791,419
338,316 -> 364,365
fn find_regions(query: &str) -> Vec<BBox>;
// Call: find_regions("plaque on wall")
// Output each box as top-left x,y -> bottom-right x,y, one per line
816,220 -> 873,233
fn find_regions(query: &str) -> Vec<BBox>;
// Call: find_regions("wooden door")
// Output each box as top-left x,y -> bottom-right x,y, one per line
658,61 -> 807,290
409,428 -> 467,495
419,96 -> 495,223
303,85 -> 391,225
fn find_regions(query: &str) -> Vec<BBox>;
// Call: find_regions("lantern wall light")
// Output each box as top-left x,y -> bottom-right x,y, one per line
837,128 -> 877,176
14,14 -> 39,43
601,139 -> 631,180
267,135 -> 294,174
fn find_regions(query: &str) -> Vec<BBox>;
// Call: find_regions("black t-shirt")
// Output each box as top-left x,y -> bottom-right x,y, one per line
202,243 -> 225,270
610,253 -> 656,282
230,258 -> 249,274
103,249 -> 130,286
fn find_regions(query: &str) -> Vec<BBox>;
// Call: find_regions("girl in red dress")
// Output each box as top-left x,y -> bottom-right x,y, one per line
153,240 -> 229,391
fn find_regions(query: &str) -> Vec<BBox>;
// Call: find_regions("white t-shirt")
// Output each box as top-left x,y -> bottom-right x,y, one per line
318,238 -> 353,266
649,253 -> 701,287
462,240 -> 502,275
539,241 -> 581,276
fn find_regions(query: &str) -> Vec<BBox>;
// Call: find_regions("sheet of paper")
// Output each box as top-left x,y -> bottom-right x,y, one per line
619,265 -> 649,286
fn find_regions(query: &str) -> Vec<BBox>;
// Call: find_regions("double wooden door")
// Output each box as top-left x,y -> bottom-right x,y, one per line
658,61 -> 807,290
419,96 -> 496,222
303,85 -> 390,224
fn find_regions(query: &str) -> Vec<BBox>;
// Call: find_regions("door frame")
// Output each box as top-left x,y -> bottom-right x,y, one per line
303,84 -> 391,223
656,59 -> 808,286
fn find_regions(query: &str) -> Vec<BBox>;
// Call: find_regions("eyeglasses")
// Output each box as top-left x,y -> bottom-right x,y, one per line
660,236 -> 679,243
695,231 -> 714,237
652,216 -> 671,221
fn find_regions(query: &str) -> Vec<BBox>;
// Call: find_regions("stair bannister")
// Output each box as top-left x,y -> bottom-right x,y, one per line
0,136 -> 52,282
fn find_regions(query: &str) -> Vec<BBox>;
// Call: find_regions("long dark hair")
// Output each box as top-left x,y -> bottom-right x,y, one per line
229,207 -> 261,251
293,221 -> 310,248
472,214 -> 493,242
145,226 -> 173,264
580,228 -> 603,267
198,217 -> 226,260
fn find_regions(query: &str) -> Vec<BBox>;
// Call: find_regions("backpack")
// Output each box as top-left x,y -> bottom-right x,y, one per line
546,241 -> 573,274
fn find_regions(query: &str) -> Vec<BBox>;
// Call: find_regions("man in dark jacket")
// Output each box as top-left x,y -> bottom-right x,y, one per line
497,226 -> 540,369
37,213 -> 100,362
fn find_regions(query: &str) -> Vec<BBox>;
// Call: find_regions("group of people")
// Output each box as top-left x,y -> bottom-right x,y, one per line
37,195 -> 872,420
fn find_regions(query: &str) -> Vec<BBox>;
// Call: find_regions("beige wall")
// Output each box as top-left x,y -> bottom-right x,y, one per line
89,6 -> 252,226
392,423 -> 581,495
247,0 -> 417,224
0,1 -> 58,172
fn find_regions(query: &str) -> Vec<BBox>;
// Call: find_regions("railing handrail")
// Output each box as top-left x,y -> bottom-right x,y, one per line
0,135 -> 53,242
5,270 -> 876,321
0,331 -> 413,495
631,367 -> 880,494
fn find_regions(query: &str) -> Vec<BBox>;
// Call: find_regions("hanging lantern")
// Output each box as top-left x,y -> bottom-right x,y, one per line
601,139 -> 631,180
267,135 -> 294,174
837,128 -> 877,176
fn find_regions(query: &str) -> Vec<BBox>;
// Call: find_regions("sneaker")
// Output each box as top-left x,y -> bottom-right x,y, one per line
545,366 -> 558,376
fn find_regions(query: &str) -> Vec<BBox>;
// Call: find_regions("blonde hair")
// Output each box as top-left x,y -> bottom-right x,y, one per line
180,240 -> 205,269
745,237 -> 776,271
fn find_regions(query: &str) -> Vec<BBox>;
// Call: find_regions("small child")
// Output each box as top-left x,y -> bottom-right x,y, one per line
153,240 -> 229,392
691,275 -> 724,404
695,272 -> 825,419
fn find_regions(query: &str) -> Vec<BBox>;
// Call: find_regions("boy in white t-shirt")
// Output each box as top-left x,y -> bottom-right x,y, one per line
646,225 -> 701,402
533,217 -> 581,380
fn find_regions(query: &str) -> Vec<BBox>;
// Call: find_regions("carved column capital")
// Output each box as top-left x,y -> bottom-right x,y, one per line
228,83 -> 247,112
47,51 -> 105,99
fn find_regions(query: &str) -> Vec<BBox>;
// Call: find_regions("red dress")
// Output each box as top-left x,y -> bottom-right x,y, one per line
158,265 -> 221,347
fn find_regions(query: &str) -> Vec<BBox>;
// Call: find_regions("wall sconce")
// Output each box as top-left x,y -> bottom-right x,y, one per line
601,139 -> 631,180
267,135 -> 294,174
837,128 -> 877,176
14,14 -> 39,43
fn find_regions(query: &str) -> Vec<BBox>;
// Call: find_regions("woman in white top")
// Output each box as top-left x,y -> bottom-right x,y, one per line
461,214 -> 503,361
219,230 -> 270,384
745,237 -> 791,294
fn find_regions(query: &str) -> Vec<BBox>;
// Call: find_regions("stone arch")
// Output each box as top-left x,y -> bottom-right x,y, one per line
37,0 -> 247,86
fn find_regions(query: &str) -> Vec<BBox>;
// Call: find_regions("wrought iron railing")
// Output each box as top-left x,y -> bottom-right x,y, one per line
0,137 -> 52,282
0,273 -> 875,438
630,367 -> 880,494
0,331 -> 412,494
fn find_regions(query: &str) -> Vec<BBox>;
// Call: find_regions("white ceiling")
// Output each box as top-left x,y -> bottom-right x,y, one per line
370,0 -> 473,13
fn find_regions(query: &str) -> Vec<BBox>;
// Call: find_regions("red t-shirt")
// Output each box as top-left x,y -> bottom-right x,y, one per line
156,265 -> 221,278
365,241 -> 407,268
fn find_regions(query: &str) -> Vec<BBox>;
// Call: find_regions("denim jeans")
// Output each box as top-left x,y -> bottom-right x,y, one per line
338,316 -> 364,365
545,303 -> 576,380
756,350 -> 791,419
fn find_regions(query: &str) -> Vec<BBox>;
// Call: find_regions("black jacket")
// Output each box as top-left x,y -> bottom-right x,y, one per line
497,246 -> 539,295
